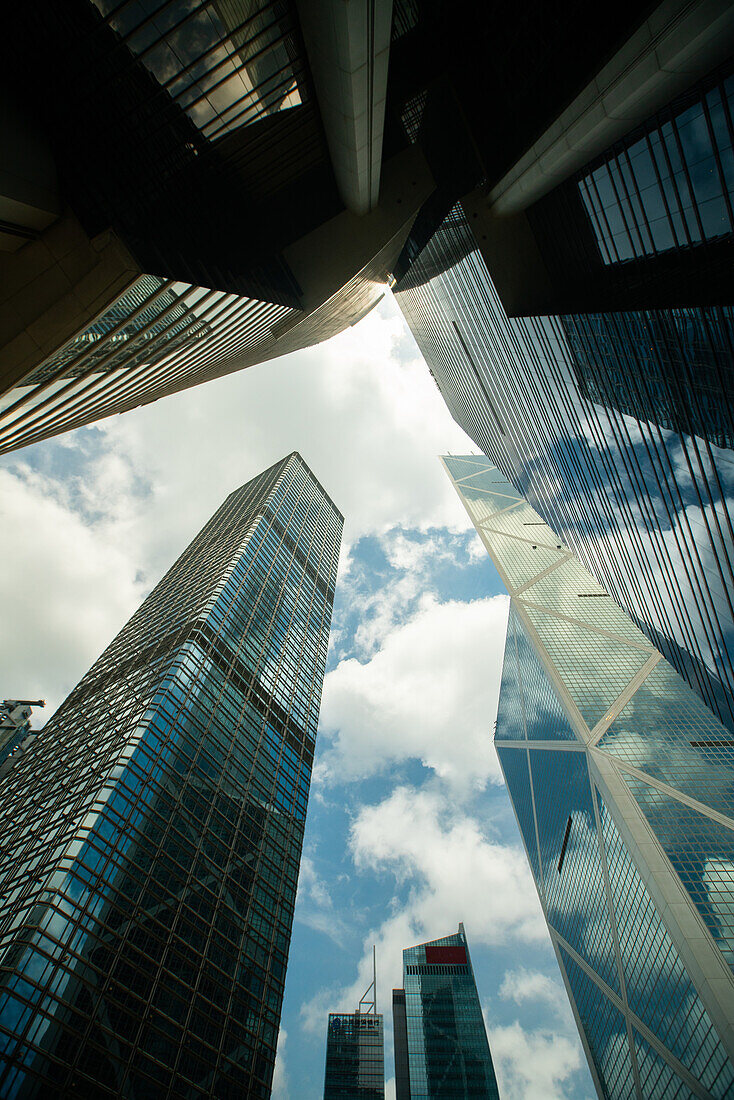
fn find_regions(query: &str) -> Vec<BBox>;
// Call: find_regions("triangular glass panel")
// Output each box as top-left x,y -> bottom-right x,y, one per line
520,561 -> 655,647
461,493 -> 517,527
597,791 -> 734,1090
480,531 -> 568,592
496,746 -> 541,885
523,605 -> 654,731
557,947 -> 633,1095
458,468 -> 523,498
530,749 -> 619,991
598,662 -> 734,820
633,1031 -> 697,1100
482,502 -> 560,544
442,456 -> 492,480
496,606 -> 526,741
623,773 -> 734,970
514,613 -> 577,742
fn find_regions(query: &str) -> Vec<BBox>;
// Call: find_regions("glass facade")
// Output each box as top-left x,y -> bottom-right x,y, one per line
396,200 -> 734,736
90,0 -> 306,141
323,1012 -> 384,1099
0,703 -> 40,767
0,274 -> 297,453
0,452 -> 342,1098
446,454 -> 734,1098
577,70 -> 734,265
562,308 -> 734,451
392,925 -> 499,1099
1,0 -> 402,454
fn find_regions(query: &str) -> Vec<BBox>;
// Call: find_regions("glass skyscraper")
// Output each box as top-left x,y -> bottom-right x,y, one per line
323,950 -> 384,1099
0,452 -> 342,1098
393,56 -> 734,738
395,201 -> 734,738
0,701 -> 44,767
3,0 -> 687,453
323,1013 -> 384,1099
445,453 -> 734,1098
392,924 -> 499,1099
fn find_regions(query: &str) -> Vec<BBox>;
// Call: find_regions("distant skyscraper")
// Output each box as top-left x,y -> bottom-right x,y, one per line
445,453 -> 734,1098
393,45 -> 734,736
392,924 -> 499,1099
0,453 -> 342,1098
0,699 -> 44,766
323,950 -> 384,1099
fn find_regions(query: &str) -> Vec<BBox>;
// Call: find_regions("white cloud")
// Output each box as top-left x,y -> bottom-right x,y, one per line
94,295 -> 476,564
350,570 -> 425,659
294,856 -> 351,946
350,786 -> 546,946
270,1027 -> 290,1100
499,967 -> 568,1014
0,297 -> 479,720
297,857 -> 333,910
0,465 -> 145,717
488,1021 -> 585,1100
300,783 -> 548,1036
317,594 -> 509,788
341,528 -> 480,659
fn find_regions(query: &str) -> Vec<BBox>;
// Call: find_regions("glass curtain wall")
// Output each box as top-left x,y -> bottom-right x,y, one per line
0,452 -> 342,1099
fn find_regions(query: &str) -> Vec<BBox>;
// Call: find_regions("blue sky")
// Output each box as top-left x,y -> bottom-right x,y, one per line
0,295 -> 594,1099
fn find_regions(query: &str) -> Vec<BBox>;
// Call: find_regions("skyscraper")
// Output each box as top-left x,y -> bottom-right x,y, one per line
445,453 -> 734,1098
0,700 -> 44,767
392,924 -> 499,1099
392,17 -> 734,735
0,452 -> 342,1098
395,180 -> 734,735
323,1013 -> 385,1100
323,951 -> 384,1099
2,0 -> 683,452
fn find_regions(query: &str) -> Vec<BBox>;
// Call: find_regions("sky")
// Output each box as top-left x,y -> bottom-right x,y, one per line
0,293 -> 595,1099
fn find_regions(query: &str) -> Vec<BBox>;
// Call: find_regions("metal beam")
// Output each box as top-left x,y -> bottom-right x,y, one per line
296,0 -> 393,215
487,0 -> 734,215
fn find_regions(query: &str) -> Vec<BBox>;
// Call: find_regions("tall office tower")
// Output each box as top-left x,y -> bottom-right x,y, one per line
392,924 -> 499,1099
2,0 -> 677,453
323,959 -> 384,1100
0,700 -> 44,766
445,453 -> 734,1099
393,5 -> 734,736
0,452 -> 342,1099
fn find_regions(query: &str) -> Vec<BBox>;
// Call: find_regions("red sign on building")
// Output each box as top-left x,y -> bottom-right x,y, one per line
425,945 -> 467,965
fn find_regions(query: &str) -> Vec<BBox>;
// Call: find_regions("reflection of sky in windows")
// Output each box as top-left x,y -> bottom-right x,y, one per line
558,947 -> 635,1097
397,235 -> 734,733
529,749 -> 619,991
495,747 -> 542,883
461,456 -> 734,1092
0,457 -> 341,1096
402,932 -> 499,1099
579,72 -> 734,263
597,793 -> 734,1093
633,1029 -> 697,1100
563,308 -> 734,450
624,776 -> 734,970
91,0 -> 304,140
598,662 -> 734,819
510,610 -> 577,741
495,607 -> 526,742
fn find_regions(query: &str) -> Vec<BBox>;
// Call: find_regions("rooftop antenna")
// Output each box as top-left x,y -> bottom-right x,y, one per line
358,945 -> 377,1015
